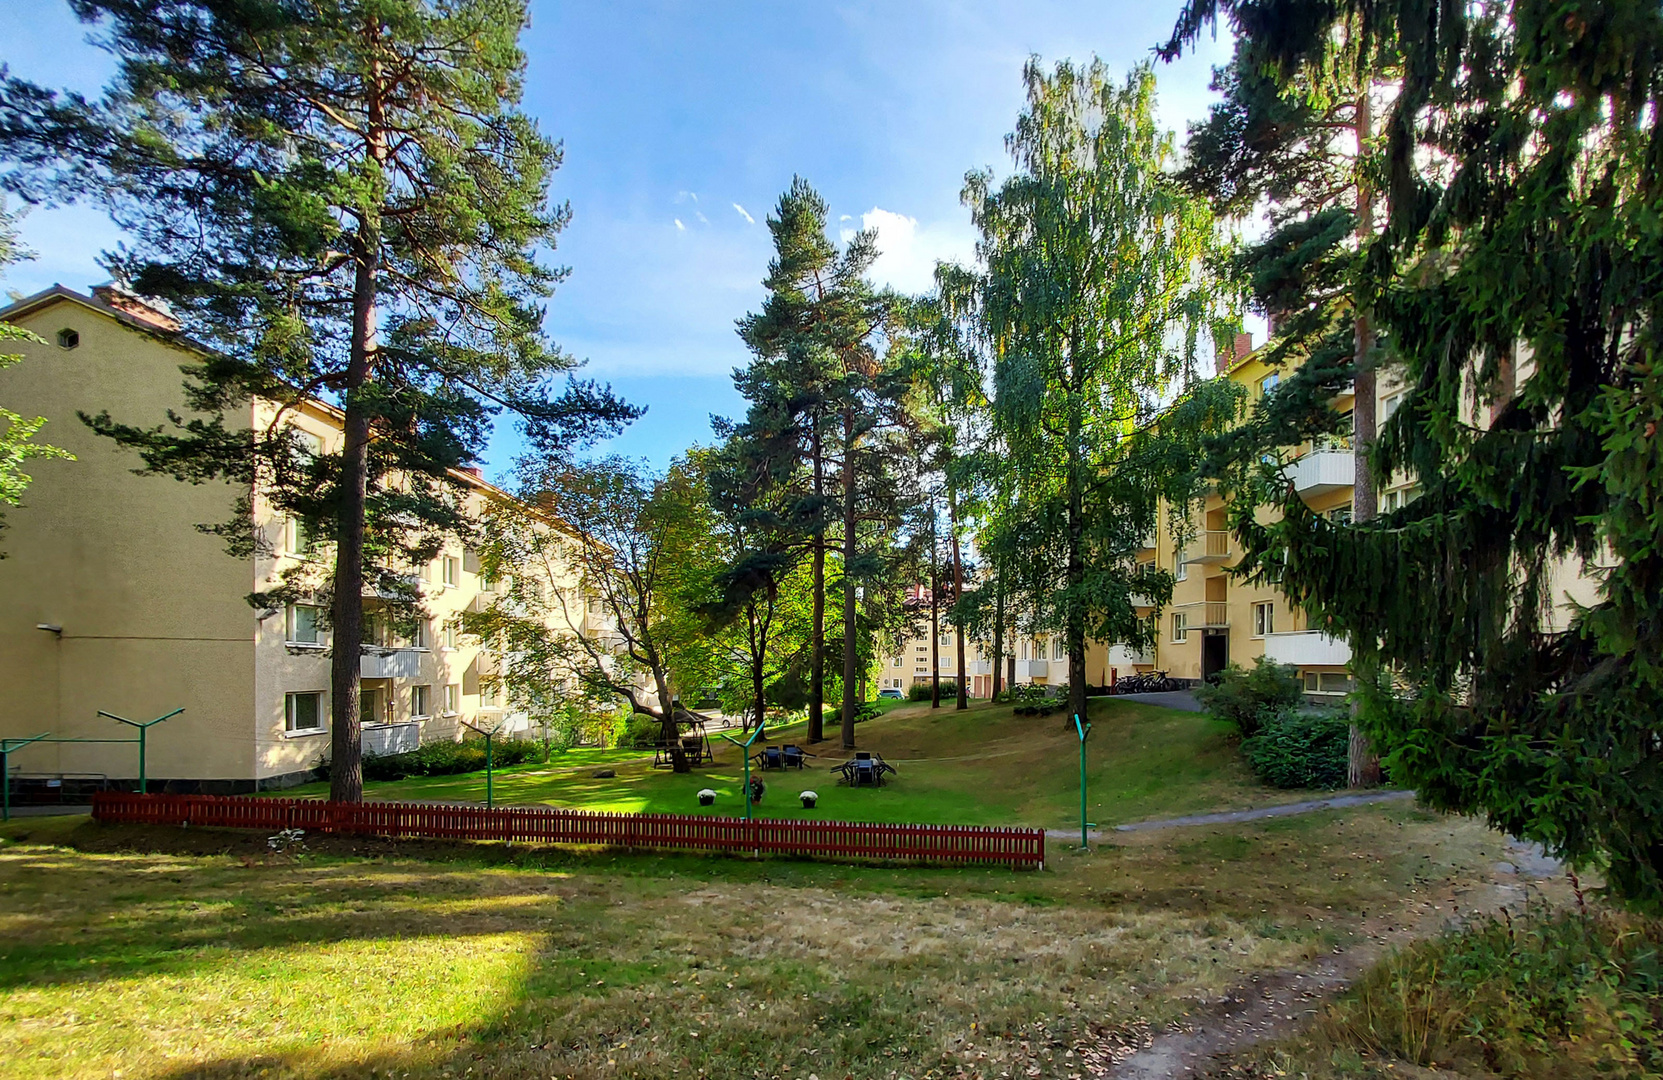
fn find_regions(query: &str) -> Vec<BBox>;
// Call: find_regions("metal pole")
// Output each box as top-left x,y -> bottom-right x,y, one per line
0,734 -> 52,823
99,709 -> 183,795
138,725 -> 147,795
485,733 -> 494,809
719,723 -> 767,823
1074,713 -> 1093,850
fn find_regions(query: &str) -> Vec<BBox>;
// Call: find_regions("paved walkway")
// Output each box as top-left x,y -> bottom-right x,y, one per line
1045,789 -> 1416,839
1103,690 -> 1202,712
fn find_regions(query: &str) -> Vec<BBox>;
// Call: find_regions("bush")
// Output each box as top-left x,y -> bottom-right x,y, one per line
1290,906 -> 1663,1078
361,735 -> 548,781
613,713 -> 663,749
1195,655 -> 1305,736
907,681 -> 958,701
1241,708 -> 1350,789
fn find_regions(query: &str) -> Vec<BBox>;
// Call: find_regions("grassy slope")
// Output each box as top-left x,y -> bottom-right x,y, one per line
0,802 -> 1513,1080
282,697 -> 1291,830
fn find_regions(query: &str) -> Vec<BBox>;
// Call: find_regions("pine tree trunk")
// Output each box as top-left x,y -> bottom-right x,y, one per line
328,59 -> 386,805
808,421 -> 825,743
1348,87 -> 1382,789
948,484 -> 968,709
840,408 -> 860,750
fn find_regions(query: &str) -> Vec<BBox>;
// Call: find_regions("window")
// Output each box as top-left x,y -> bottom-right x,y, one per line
1328,504 -> 1354,527
480,573 -> 502,595
361,685 -> 387,725
285,691 -> 323,733
1253,602 -> 1275,637
283,516 -> 312,556
938,633 -> 952,647
411,619 -> 429,650
363,615 -> 389,648
1304,671 -> 1355,695
1382,485 -> 1420,513
285,604 -> 321,646
1019,640 -> 1029,660
1382,390 -> 1405,421
57,327 -> 79,350
442,621 -> 458,649
1172,612 -> 1189,642
480,682 -> 503,708
443,684 -> 459,715
891,655 -> 902,667
1259,372 -> 1281,397
441,556 -> 460,588
411,684 -> 431,719
1052,638 -> 1066,660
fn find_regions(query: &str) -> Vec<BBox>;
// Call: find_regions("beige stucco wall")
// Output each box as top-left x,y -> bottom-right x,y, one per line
0,294 -> 257,782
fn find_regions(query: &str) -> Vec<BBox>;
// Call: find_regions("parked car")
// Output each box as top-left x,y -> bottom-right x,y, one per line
877,688 -> 905,700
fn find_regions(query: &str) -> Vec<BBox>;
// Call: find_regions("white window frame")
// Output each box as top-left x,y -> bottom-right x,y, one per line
1052,638 -> 1066,660
285,603 -> 323,647
443,683 -> 459,716
283,516 -> 312,558
411,684 -> 431,720
411,619 -> 429,650
441,621 -> 458,649
441,555 -> 460,588
1172,612 -> 1189,643
1175,556 -> 1188,582
1259,372 -> 1280,397
1253,602 -> 1275,638
285,691 -> 325,735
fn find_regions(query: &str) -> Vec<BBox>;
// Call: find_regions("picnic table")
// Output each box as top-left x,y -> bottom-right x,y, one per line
830,751 -> 896,787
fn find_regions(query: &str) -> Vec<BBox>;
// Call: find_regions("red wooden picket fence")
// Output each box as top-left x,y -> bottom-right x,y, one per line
90,792 -> 1046,869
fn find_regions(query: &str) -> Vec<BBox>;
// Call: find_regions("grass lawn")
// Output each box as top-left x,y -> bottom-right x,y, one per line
0,800 -> 1516,1080
283,696 -> 1306,830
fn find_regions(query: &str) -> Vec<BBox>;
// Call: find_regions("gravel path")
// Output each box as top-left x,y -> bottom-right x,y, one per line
1044,790 -> 1416,840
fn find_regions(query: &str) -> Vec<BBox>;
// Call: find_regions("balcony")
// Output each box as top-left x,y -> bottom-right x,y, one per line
1289,448 -> 1354,499
1262,630 -> 1352,667
1136,529 -> 1157,554
1014,659 -> 1049,680
360,649 -> 422,678
1175,601 -> 1229,628
1181,531 -> 1232,565
1107,644 -> 1153,667
967,660 -> 992,676
1128,593 -> 1157,609
363,721 -> 420,757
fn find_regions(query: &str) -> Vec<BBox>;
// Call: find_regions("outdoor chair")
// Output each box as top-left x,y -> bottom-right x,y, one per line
782,745 -> 806,769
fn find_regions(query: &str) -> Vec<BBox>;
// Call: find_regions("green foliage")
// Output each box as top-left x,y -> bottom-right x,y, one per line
358,736 -> 548,782
1166,0 -> 1663,905
1241,709 -> 1349,789
950,58 -> 1239,720
612,714 -> 663,750
1311,906 -> 1663,1078
906,681 -> 959,702
1195,656 -> 1304,737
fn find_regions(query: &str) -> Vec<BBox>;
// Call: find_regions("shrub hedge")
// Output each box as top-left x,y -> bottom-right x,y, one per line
1241,708 -> 1350,789
1195,655 -> 1306,736
360,736 -> 549,781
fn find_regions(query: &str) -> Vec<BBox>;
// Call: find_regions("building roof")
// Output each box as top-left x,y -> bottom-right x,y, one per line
1,283 -> 522,507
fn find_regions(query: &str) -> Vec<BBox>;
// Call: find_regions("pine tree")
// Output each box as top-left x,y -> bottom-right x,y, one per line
0,0 -> 636,799
1166,0 -> 1663,905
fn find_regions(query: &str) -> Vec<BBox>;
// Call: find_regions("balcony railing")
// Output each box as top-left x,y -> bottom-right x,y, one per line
1181,531 -> 1232,564
1174,601 -> 1229,628
1289,448 -> 1354,499
360,649 -> 422,679
1014,659 -> 1049,679
1262,630 -> 1352,667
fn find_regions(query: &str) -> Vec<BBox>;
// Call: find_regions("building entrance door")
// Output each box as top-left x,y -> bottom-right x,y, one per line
1201,633 -> 1228,683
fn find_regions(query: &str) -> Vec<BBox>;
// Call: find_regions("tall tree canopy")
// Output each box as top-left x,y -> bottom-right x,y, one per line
0,0 -> 636,799
953,59 -> 1237,722
1167,0 -> 1663,905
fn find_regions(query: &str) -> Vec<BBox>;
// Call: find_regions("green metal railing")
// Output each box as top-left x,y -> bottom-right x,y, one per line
2,709 -> 183,821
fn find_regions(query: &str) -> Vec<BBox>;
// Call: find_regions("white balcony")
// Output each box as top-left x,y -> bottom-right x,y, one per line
967,660 -> 992,676
1181,531 -> 1232,564
1262,630 -> 1352,667
1289,449 -> 1354,499
1014,659 -> 1049,680
1107,644 -> 1153,667
1136,529 -> 1157,553
363,721 -> 420,757
1128,593 -> 1157,609
360,649 -> 422,679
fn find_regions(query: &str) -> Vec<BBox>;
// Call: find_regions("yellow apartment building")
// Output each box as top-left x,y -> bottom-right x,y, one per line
0,284 -> 590,792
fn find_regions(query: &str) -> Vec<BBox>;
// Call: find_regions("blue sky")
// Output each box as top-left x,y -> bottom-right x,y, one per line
0,1 -> 1236,482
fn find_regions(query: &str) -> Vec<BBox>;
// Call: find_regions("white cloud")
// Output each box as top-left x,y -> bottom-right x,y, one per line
696,210 -> 709,224
732,203 -> 755,224
675,190 -> 699,204
674,218 -> 686,231
845,206 -> 978,295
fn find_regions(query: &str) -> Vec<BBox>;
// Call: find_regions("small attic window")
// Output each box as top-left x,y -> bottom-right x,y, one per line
57,328 -> 80,350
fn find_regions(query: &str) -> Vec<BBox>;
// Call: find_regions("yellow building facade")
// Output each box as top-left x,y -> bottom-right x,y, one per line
0,285 -> 584,791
